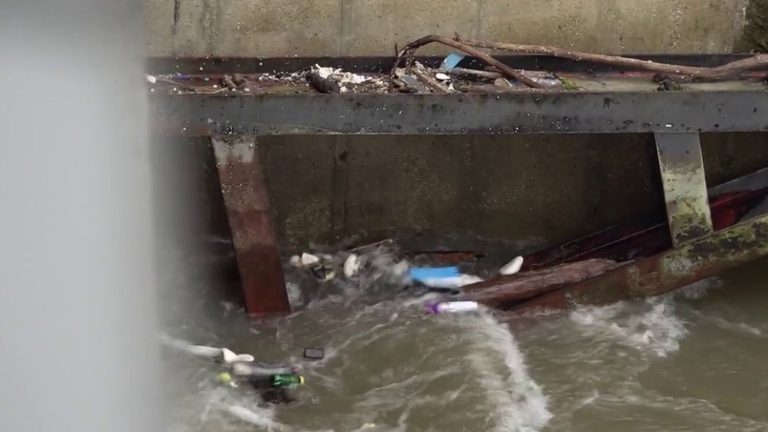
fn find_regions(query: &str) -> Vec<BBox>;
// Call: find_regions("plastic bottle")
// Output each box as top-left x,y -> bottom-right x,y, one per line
425,301 -> 480,314
499,256 -> 524,276
271,373 -> 304,387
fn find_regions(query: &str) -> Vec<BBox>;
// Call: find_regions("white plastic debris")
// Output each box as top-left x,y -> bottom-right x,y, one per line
426,301 -> 480,314
145,74 -> 157,84
419,274 -> 483,289
221,348 -> 255,364
160,334 -> 255,363
435,72 -> 450,81
225,405 -> 278,428
343,253 -> 361,278
300,252 -> 320,267
312,64 -> 371,87
338,72 -> 369,85
499,256 -> 524,276
315,65 -> 337,79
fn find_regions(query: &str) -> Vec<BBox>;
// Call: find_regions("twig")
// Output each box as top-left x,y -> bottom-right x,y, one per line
412,62 -> 453,93
348,238 -> 394,252
222,74 -> 239,91
390,35 -> 544,89
447,67 -> 503,80
456,35 -> 768,80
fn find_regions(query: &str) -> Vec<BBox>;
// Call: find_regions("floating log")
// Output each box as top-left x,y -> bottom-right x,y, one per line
462,259 -> 621,308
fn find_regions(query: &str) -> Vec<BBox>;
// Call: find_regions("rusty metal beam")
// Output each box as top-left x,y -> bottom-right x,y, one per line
513,211 -> 768,310
211,136 -> 290,314
655,133 -> 713,246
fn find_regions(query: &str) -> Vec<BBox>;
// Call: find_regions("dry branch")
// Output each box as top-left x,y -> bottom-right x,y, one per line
456,35 -> 768,80
390,35 -> 544,89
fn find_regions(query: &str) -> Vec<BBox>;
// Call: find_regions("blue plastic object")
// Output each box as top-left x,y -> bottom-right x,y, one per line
440,53 -> 466,71
408,266 -> 460,282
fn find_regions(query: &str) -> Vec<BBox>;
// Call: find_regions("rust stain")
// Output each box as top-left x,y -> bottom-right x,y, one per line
212,136 -> 290,315
512,215 -> 768,312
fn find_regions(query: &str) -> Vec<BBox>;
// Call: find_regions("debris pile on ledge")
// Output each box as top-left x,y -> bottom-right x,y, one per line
146,34 -> 768,96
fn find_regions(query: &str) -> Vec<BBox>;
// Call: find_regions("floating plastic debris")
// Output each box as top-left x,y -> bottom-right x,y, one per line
409,266 -> 483,288
440,53 -> 466,71
425,301 -> 480,314
499,256 -> 524,276
344,253 -> 362,277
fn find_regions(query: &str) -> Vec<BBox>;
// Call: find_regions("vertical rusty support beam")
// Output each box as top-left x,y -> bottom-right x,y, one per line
655,133 -> 713,246
212,136 -> 290,314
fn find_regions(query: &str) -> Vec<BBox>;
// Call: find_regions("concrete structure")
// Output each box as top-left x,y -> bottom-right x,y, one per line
145,0 -> 750,56
148,0 -> 768,255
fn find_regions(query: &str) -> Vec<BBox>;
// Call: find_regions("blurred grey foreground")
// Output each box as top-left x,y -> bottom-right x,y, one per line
0,2 -> 161,431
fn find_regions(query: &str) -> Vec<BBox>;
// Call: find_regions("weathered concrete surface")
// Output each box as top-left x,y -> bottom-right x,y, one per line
144,0 -> 174,55
156,134 -> 768,254
145,0 -> 768,255
738,0 -> 768,52
145,0 -> 748,56
341,0 -> 477,56
481,0 -> 747,53
655,133 -> 713,246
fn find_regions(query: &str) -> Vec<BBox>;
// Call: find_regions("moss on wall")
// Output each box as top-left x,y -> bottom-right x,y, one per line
738,0 -> 768,52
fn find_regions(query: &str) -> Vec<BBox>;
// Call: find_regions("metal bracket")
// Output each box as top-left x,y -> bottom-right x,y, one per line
211,136 -> 290,314
654,133 -> 713,246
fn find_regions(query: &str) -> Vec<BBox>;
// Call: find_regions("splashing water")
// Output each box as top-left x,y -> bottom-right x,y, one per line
163,243 -> 768,432
569,297 -> 688,357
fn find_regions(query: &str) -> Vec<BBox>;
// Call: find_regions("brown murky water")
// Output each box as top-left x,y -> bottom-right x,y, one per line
162,248 -> 768,432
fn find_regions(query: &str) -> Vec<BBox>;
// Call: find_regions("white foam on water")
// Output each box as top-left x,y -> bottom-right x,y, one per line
570,297 -> 688,357
578,390 -> 600,408
675,277 -> 722,300
224,405 -> 282,430
286,281 -> 304,308
707,315 -> 763,337
465,313 -> 552,432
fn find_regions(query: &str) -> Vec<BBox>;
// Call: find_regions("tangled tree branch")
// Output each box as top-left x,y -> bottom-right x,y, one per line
390,34 -> 768,92
390,35 -> 544,89
456,35 -> 768,80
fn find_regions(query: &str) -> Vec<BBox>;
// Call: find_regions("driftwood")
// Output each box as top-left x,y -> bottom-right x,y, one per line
391,34 -> 768,90
448,67 -> 504,80
458,35 -> 768,80
412,62 -> 454,93
391,35 -> 544,89
462,259 -> 621,308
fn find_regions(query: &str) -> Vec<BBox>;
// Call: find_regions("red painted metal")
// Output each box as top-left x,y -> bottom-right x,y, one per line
212,137 -> 290,315
522,187 -> 768,271
511,213 -> 768,311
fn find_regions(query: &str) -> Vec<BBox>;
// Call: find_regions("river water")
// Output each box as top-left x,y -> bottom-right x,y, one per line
162,246 -> 768,432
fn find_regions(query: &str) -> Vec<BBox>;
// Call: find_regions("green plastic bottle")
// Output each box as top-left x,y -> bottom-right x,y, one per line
271,373 -> 304,388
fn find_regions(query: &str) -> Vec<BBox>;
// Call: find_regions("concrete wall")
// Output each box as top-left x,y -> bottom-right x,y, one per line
145,0 -> 748,57
147,1 -> 768,254
739,0 -> 768,51
157,134 -> 768,254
